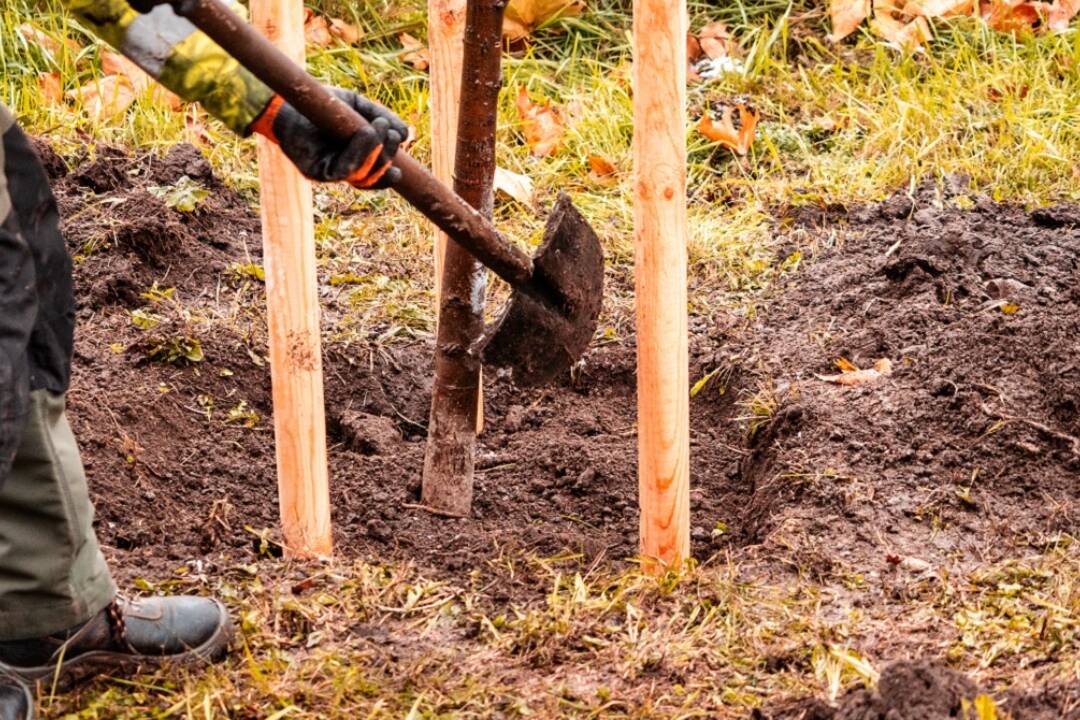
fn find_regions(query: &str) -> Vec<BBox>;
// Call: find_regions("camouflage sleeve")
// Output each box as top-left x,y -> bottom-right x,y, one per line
63,0 -> 274,134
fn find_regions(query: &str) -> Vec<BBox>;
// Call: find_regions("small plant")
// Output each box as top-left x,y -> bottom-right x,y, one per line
129,284 -> 206,365
148,175 -> 209,213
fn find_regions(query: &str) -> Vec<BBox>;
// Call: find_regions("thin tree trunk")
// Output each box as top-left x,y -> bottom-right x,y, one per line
421,0 -> 504,516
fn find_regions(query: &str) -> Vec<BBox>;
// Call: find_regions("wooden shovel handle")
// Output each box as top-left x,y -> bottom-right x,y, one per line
174,0 -> 540,293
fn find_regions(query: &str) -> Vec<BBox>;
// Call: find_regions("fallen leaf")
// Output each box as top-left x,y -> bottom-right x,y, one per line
587,154 -> 617,184
698,103 -> 759,155
494,167 -> 536,206
903,0 -> 973,16
38,72 -> 63,104
829,0 -> 872,41
899,556 -> 932,573
303,9 -> 334,47
687,33 -> 703,62
870,11 -> 932,49
329,17 -> 363,44
1048,0 -> 1080,30
698,21 -> 737,58
503,0 -> 585,42
515,87 -> 565,157
184,106 -> 212,146
834,357 -> 860,373
17,23 -> 78,56
983,0 -> 1043,34
817,357 -> 893,385
399,33 -> 430,71
67,75 -> 136,121
101,51 -> 184,110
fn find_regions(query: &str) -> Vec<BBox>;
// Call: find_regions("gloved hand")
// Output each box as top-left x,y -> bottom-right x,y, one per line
250,89 -> 407,189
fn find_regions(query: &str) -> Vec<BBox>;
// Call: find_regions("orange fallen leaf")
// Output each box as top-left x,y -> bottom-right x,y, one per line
698,21 -> 737,58
687,33 -> 704,62
329,17 -> 363,44
184,106 -> 212,146
38,73 -> 63,104
817,358 -> 894,386
698,103 -> 759,155
17,23 -> 78,56
503,0 -> 585,43
587,154 -> 618,185
399,33 -> 430,71
516,87 -> 565,157
828,0 -> 872,41
983,0 -> 1043,33
303,9 -> 334,47
101,51 -> 184,110
67,75 -> 137,121
870,0 -> 933,50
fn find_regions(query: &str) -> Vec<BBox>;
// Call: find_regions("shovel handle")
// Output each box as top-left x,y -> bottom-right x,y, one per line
172,0 -> 540,293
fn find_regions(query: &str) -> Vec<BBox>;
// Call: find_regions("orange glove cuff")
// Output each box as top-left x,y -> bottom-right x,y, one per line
346,145 -> 387,188
249,95 -> 285,142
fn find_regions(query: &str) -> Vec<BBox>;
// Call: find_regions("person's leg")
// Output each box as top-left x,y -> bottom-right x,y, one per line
0,110 -> 230,690
0,106 -> 116,642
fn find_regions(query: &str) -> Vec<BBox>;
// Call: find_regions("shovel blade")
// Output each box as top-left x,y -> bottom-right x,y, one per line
482,193 -> 604,386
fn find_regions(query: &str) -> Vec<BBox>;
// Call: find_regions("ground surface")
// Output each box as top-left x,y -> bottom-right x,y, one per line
40,141 -> 1077,718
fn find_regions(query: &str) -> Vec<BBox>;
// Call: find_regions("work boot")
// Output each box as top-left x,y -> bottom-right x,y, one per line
0,670 -> 32,720
0,596 -> 232,690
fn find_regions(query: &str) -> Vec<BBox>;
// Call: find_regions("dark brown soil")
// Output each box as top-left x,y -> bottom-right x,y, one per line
44,142 -> 1077,717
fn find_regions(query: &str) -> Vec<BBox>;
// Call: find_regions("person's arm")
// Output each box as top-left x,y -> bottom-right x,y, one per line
65,0 -> 273,135
63,0 -> 407,187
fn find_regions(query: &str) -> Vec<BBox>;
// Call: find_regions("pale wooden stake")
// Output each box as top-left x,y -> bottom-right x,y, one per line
251,0 -> 332,557
633,0 -> 691,571
428,0 -> 484,433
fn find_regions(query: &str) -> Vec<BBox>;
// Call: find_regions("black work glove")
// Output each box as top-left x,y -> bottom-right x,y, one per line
250,88 -> 407,189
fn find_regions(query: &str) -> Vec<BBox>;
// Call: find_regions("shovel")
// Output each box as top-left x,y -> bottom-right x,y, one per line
153,0 -> 604,385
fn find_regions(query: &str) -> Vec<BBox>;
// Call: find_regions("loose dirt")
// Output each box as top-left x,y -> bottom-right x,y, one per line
46,142 -> 1077,717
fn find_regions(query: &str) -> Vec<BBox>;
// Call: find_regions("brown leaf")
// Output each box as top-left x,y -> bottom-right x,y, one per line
516,87 -> 565,157
698,21 -> 737,58
828,0 -> 872,41
38,73 -> 63,104
101,51 -> 184,110
67,75 -> 137,121
184,107 -> 212,146
399,33 -> 430,71
817,358 -> 893,385
503,0 -> 585,42
698,104 -> 759,155
329,18 -> 363,44
303,9 -> 334,47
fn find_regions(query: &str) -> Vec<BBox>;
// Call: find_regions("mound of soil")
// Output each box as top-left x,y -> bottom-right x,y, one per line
42,141 -> 1075,715
758,660 -> 1079,720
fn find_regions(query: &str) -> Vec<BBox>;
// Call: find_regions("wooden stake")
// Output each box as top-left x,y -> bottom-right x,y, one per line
251,0 -> 332,557
633,0 -> 691,571
421,0 -> 503,516
429,0 -> 484,434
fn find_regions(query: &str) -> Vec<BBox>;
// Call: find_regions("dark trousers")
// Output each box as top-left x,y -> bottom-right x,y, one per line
0,104 -> 115,639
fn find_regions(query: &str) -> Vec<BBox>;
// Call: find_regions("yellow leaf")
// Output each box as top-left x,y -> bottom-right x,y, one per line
1000,302 -> 1020,314
503,0 -> 585,42
690,368 -> 721,398
835,357 -> 860,373
516,87 -> 565,157
828,0 -> 871,41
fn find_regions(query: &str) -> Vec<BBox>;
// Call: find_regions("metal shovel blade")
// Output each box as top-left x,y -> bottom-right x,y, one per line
481,194 -> 604,386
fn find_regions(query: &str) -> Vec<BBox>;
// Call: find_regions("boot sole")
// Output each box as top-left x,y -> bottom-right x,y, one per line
7,599 -> 233,694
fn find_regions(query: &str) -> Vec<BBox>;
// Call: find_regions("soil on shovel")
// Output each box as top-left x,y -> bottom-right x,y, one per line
45,141 -> 1077,717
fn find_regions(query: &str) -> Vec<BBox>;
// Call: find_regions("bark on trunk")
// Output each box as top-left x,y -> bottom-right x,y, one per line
421,0 -> 505,516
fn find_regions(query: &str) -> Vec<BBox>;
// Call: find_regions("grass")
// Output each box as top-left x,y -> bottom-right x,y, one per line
2,0 -> 1079,717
